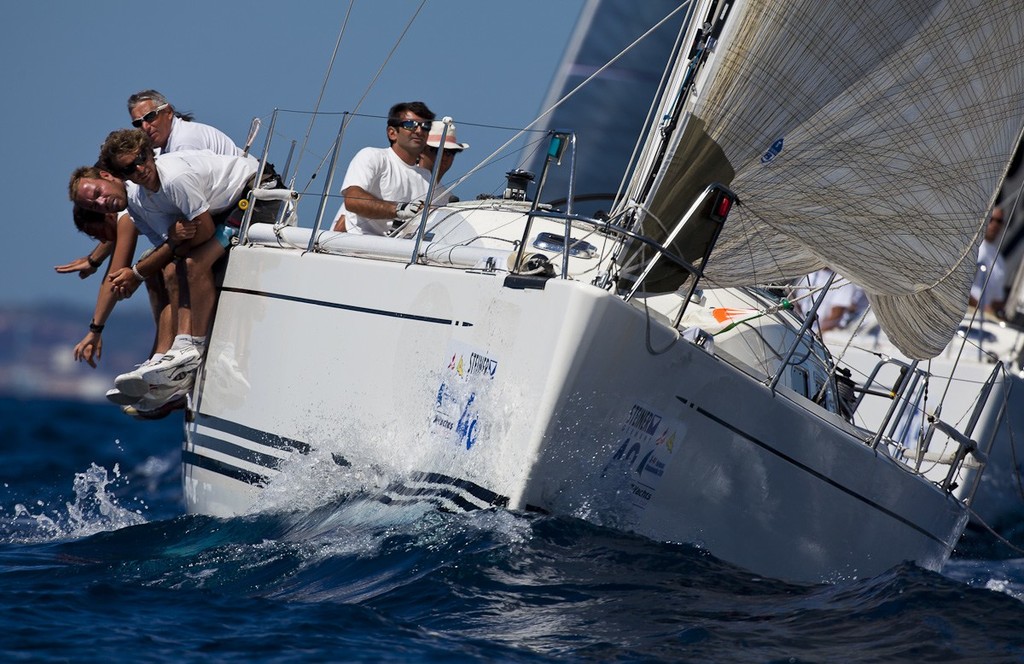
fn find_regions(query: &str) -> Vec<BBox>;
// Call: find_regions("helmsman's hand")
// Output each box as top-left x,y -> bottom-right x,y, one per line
394,200 -> 424,221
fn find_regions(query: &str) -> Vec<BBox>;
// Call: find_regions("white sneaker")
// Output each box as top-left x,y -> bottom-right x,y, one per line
105,387 -> 141,406
122,383 -> 191,420
139,345 -> 203,386
114,356 -> 162,398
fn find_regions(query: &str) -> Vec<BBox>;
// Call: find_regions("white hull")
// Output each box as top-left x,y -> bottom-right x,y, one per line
185,225 -> 971,583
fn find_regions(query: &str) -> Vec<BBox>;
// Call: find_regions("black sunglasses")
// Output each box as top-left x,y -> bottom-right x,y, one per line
131,103 -> 169,128
389,119 -> 432,132
118,152 -> 148,177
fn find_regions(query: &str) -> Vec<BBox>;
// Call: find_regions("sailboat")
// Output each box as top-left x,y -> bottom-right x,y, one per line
181,0 -> 1024,583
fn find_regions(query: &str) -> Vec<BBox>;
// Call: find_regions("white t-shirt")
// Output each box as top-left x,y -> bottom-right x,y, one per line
127,150 -> 258,246
794,268 -> 866,329
971,240 -> 1006,309
337,146 -> 430,235
162,116 -> 244,157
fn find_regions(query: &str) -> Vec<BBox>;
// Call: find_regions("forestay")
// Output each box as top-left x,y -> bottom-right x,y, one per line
624,0 -> 1024,359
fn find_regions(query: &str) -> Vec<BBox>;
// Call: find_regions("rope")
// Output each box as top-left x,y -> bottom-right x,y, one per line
712,298 -> 794,336
967,505 -> 1024,556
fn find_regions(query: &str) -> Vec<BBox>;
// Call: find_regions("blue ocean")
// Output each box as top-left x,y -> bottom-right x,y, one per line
2,396 -> 1023,662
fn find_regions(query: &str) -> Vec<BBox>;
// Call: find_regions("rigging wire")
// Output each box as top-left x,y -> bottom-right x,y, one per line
936,128 -> 1024,406
611,2 -> 694,212
967,504 -> 1024,556
294,0 -> 428,191
445,1 -> 694,196
291,0 -> 355,186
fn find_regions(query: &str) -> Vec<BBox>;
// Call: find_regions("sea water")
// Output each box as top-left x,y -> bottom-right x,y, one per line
1,397 -> 1023,662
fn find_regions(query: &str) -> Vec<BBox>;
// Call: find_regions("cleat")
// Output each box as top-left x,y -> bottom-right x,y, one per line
105,387 -> 141,406
139,346 -> 202,386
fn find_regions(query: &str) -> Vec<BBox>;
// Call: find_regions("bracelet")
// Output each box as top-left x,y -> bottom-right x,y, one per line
89,322 -> 104,334
131,264 -> 145,282
86,255 -> 102,268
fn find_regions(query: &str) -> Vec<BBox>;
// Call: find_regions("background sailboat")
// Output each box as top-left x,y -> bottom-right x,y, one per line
522,0 -> 687,212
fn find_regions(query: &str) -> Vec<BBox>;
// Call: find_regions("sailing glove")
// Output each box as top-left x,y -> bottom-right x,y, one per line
394,200 -> 424,221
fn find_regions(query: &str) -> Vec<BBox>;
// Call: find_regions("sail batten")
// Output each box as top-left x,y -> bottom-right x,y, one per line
627,0 -> 1024,358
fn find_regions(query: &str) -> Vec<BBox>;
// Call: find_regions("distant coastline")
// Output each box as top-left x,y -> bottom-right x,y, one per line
0,303 -> 155,401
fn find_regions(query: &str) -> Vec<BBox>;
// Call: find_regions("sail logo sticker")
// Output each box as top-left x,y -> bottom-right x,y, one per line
760,137 -> 784,164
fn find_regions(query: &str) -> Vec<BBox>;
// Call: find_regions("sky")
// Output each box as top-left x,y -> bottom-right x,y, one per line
0,0 -> 585,311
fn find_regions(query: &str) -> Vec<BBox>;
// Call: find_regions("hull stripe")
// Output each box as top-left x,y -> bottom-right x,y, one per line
183,449 -> 269,486
221,286 -> 473,327
193,412 -> 311,454
383,484 -> 484,513
185,417 -> 510,510
410,471 -> 510,507
677,396 -> 951,546
190,428 -> 285,472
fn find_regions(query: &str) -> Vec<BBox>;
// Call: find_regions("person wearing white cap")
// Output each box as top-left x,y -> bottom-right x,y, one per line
332,101 -> 435,235
419,116 -> 468,206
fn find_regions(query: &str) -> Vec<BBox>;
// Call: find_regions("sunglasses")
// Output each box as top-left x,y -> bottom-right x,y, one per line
118,152 -> 149,177
131,103 -> 169,128
389,119 -> 432,132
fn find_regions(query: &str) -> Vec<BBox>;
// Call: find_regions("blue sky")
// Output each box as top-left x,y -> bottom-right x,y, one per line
0,0 -> 583,310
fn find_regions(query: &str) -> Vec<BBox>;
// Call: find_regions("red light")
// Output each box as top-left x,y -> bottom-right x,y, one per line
713,194 -> 733,220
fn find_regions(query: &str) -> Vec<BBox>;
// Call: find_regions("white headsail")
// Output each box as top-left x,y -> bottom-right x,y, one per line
624,0 -> 1024,358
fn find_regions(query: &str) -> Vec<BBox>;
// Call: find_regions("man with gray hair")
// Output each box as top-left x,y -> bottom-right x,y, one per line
57,90 -> 243,277
127,89 -> 243,157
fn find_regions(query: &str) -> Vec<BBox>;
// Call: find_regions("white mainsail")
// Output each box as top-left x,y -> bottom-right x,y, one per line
626,0 -> 1024,359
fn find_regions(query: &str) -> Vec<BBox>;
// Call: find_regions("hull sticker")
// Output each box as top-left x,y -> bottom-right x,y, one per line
430,341 -> 498,450
603,402 -> 686,515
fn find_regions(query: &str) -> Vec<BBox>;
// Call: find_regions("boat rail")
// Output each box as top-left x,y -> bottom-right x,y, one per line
854,354 -> 998,495
236,117 -> 737,306
764,269 -> 994,497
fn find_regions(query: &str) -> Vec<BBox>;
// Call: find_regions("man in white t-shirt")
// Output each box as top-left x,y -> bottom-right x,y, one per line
332,101 -> 434,235
970,206 -> 1008,317
74,129 -> 268,405
59,90 -> 245,277
794,268 -> 867,332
